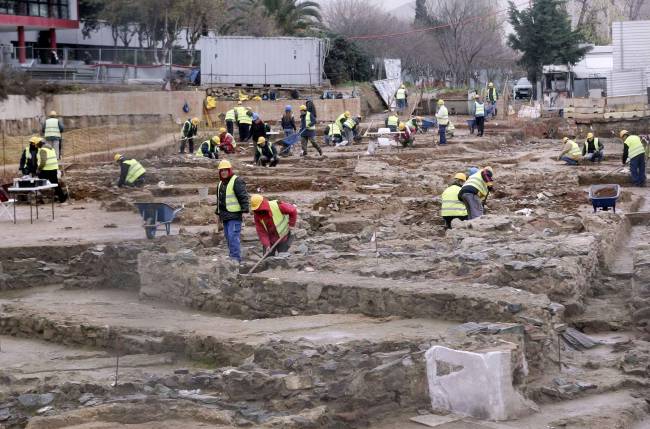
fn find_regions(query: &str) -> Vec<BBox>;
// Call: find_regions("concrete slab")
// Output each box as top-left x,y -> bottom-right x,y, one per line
409,414 -> 463,427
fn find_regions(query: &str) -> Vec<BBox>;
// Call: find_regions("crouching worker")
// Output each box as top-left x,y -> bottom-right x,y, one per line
196,136 -> 219,159
583,132 -> 604,162
114,153 -> 146,187
441,173 -> 468,229
250,194 -> 297,255
218,127 -> 237,154
558,137 -> 581,165
396,122 -> 415,148
254,137 -> 279,167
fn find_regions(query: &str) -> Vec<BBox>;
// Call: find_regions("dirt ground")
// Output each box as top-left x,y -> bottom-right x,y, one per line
2,109 -> 650,429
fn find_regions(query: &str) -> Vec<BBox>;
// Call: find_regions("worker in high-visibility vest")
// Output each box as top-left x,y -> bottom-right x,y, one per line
180,117 -> 199,154
395,84 -> 408,114
459,167 -> 494,219
218,127 -> 237,154
620,130 -> 647,187
582,132 -> 604,162
254,137 -> 279,167
396,122 -> 414,148
324,121 -> 342,146
36,140 -> 67,202
19,136 -> 42,176
237,106 -> 253,142
474,95 -> 486,137
195,136 -> 219,159
299,105 -> 323,156
215,160 -> 250,262
385,110 -> 399,132
225,106 -> 237,135
42,110 -> 64,159
441,173 -> 468,229
250,194 -> 298,255
558,137 -> 582,165
435,99 -> 449,145
484,82 -> 498,117
113,153 -> 146,187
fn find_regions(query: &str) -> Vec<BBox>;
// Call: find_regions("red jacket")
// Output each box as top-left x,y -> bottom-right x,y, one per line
254,200 -> 298,248
219,133 -> 235,153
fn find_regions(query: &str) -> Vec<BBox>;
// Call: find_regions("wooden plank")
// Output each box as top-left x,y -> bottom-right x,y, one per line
566,112 -> 602,119
574,107 -> 605,114
607,95 -> 649,106
604,104 -> 648,113
603,111 -> 648,119
567,98 -> 606,108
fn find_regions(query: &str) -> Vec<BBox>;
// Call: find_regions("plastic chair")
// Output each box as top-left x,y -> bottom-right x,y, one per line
0,185 -> 15,222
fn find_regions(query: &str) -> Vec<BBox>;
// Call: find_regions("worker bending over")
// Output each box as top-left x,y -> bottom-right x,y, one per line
396,123 -> 414,148
441,173 -> 468,229
42,110 -> 64,159
180,117 -> 199,154
114,154 -> 146,188
218,128 -> 237,154
406,117 -> 420,133
196,136 -> 219,159
459,166 -> 493,219
558,137 -> 582,165
324,122 -> 342,146
336,111 -> 350,132
436,99 -> 449,145
224,106 -> 237,135
299,105 -> 323,157
35,140 -> 67,202
255,137 -> 279,167
20,136 -> 42,176
385,110 -> 399,132
238,106 -> 253,142
343,116 -> 359,144
250,194 -> 298,255
620,130 -> 646,187
583,132 -> 604,162
216,160 -> 250,262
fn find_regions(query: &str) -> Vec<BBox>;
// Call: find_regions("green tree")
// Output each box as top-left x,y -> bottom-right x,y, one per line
323,34 -> 372,84
507,0 -> 590,86
234,0 -> 322,35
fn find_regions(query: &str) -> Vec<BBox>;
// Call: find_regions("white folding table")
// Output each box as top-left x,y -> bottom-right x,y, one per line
7,183 -> 59,224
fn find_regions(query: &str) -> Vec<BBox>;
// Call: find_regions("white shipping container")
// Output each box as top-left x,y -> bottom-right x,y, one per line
199,36 -> 327,86
612,21 -> 650,70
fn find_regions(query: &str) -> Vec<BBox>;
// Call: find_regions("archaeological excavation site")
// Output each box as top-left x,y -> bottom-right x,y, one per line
1,89 -> 650,429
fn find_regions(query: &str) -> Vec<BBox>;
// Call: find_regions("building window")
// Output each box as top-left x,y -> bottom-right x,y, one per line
0,0 -> 70,19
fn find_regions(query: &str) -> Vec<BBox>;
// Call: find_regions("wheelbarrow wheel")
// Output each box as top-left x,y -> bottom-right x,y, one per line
145,217 -> 157,239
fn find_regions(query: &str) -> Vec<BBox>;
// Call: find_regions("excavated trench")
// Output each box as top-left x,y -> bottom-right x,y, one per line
2,122 -> 650,428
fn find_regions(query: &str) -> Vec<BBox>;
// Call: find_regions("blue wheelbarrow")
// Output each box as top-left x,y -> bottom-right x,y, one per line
276,132 -> 303,156
134,202 -> 183,239
588,184 -> 620,213
420,118 -> 437,132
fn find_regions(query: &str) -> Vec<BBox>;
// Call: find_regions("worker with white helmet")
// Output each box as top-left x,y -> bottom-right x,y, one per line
113,153 -> 146,187
42,110 -> 64,160
435,99 -> 449,145
250,194 -> 298,255
215,160 -> 249,262
582,132 -> 604,162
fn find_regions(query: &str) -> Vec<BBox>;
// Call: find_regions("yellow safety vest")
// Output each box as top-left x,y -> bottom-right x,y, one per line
396,88 -> 406,100
441,185 -> 467,217
584,138 -> 599,151
329,122 -> 341,135
264,200 -> 290,238
344,118 -> 356,129
123,159 -> 145,184
305,112 -> 316,131
38,147 -> 58,171
463,171 -> 488,198
218,175 -> 242,213
23,146 -> 32,160
44,117 -> 61,138
474,102 -> 485,116
436,106 -> 449,126
567,140 -> 582,158
336,113 -> 347,125
487,87 -> 498,101
195,140 -> 215,156
225,109 -> 236,121
387,115 -> 399,127
625,135 -> 645,159
239,112 -> 252,125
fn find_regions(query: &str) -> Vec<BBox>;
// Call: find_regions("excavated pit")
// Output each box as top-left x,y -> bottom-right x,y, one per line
2,119 -> 650,429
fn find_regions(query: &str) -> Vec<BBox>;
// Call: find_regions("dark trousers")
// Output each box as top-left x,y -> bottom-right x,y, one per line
630,154 -> 646,187
226,120 -> 234,135
301,134 -> 322,155
202,148 -> 218,159
268,232 -> 294,255
438,125 -> 447,145
443,215 -> 468,229
238,124 -> 251,142
259,156 -> 278,167
475,116 -> 485,136
38,169 -> 67,202
180,138 -> 194,154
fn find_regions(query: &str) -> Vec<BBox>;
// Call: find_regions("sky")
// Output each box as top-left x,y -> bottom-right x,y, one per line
316,0 -> 415,20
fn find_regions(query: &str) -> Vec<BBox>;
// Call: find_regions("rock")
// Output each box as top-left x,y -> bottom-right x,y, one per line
153,384 -> 173,398
632,307 -> 650,321
284,375 -> 313,391
17,393 -> 54,408
507,303 -> 523,313
36,406 -> 54,414
174,368 -> 190,375
78,393 -> 95,404
321,223 -> 337,232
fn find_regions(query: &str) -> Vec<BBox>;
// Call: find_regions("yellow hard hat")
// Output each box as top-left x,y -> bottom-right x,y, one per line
399,122 -> 406,131
29,136 -> 41,144
299,105 -> 307,111
586,132 -> 594,139
219,127 -> 226,133
344,111 -> 351,117
250,194 -> 264,211
488,82 -> 494,87
257,136 -> 266,145
49,110 -> 57,116
218,160 -> 232,170
191,117 -> 200,125
620,130 -> 629,139
454,172 -> 467,182
113,153 -> 123,162
562,137 -> 569,142
437,99 -> 444,105
211,136 -> 220,144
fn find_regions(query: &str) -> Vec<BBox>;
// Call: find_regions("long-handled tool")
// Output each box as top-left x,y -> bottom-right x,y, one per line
247,238 -> 283,274
599,164 -> 627,179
